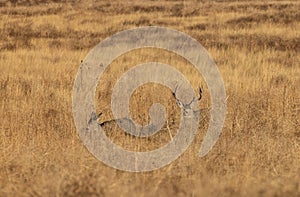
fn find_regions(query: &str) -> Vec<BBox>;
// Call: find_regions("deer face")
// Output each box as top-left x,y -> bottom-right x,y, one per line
172,85 -> 203,119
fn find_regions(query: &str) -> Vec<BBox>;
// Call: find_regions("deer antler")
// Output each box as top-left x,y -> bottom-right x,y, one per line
172,85 -> 184,108
172,84 -> 203,110
186,85 -> 203,105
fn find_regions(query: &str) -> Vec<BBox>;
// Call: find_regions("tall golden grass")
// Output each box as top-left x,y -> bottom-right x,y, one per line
0,0 -> 299,196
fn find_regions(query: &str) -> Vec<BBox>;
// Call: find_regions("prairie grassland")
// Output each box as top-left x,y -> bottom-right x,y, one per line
0,0 -> 299,196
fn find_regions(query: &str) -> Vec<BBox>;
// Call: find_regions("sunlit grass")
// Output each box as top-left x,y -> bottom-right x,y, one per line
0,0 -> 299,196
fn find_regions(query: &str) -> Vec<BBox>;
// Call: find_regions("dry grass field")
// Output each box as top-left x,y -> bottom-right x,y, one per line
0,0 -> 299,196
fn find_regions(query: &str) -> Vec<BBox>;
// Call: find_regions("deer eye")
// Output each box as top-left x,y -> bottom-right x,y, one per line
176,100 -> 184,108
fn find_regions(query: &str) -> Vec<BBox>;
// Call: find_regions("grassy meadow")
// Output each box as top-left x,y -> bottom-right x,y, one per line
0,0 -> 299,196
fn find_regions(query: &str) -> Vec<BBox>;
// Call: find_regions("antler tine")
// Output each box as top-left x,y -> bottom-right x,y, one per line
187,97 -> 196,105
198,86 -> 203,100
173,84 -> 178,96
